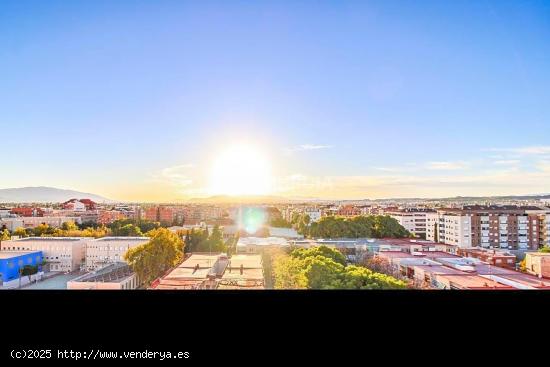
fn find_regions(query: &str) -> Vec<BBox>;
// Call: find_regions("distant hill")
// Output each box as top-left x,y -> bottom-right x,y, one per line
0,187 -> 115,203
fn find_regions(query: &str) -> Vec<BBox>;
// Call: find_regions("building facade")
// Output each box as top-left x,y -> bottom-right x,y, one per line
386,209 -> 432,238
85,237 -> 149,270
0,237 -> 86,272
426,206 -> 550,250
0,251 -> 43,285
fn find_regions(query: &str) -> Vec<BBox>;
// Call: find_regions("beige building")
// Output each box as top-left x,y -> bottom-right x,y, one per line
524,252 -> 550,279
85,237 -> 149,270
0,237 -> 86,272
0,218 -> 24,232
236,237 -> 289,254
151,253 -> 264,290
19,216 -> 83,228
68,263 -> 138,290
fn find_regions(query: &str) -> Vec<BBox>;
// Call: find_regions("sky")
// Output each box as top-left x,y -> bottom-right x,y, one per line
1,0 -> 549,201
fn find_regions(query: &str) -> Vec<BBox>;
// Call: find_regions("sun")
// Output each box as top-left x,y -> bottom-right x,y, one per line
209,144 -> 273,196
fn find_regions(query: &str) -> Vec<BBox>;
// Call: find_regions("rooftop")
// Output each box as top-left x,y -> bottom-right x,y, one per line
0,251 -> 41,259
12,237 -> 87,242
153,253 -> 264,290
525,252 -> 550,257
435,274 -> 514,289
93,237 -> 149,241
69,263 -> 134,283
237,237 -> 289,247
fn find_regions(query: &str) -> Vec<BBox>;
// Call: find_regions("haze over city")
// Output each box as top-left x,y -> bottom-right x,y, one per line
1,0 -> 549,202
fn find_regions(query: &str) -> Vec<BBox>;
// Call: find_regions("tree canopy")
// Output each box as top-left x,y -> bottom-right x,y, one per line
306,215 -> 409,239
183,225 -> 226,253
272,245 -> 407,290
124,228 -> 184,287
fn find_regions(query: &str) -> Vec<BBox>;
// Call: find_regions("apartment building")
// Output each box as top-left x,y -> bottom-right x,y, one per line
386,209 -> 433,238
10,207 -> 44,217
85,237 -> 149,270
336,205 -> 361,217
0,237 -> 86,272
98,210 -> 127,225
144,206 -> 178,225
426,206 -> 550,250
304,208 -> 322,223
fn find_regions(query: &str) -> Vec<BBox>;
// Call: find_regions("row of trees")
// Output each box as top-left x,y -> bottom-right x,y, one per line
272,246 -> 407,289
1,218 -> 162,239
5,222 -> 111,238
304,215 -> 410,238
181,225 -> 239,255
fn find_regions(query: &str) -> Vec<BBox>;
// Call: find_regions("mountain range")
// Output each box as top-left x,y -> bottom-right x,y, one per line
1,186 -> 549,204
0,187 -> 114,203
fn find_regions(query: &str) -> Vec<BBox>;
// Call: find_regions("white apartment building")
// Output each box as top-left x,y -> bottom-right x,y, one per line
0,237 -> 86,272
387,210 -> 429,238
85,237 -> 149,270
304,208 -> 322,223
426,212 -> 472,248
426,212 -> 438,243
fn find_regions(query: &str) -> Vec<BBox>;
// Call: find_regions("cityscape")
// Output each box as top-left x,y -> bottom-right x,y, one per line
1,192 -> 550,290
1,1 -> 549,292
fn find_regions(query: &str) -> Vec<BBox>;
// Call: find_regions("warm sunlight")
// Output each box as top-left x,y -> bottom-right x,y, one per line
208,144 -> 273,196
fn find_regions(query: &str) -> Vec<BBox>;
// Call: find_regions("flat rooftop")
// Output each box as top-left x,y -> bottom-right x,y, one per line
155,253 -> 264,289
525,252 -> 550,257
92,237 -> 149,241
413,265 -> 466,276
70,263 -> 134,283
228,254 -> 263,269
237,237 -> 289,246
435,274 -> 514,289
13,237 -> 86,242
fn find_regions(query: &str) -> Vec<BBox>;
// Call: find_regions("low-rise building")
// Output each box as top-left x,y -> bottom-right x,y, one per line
18,216 -> 82,228
67,263 -> 138,290
85,237 -> 149,270
236,237 -> 289,253
151,253 -> 264,290
0,218 -> 24,232
0,251 -> 43,287
524,252 -> 550,279
376,249 -> 550,289
457,248 -> 516,269
0,237 -> 85,272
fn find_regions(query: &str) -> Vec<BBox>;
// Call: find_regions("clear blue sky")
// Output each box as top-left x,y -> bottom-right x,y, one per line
1,0 -> 549,200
